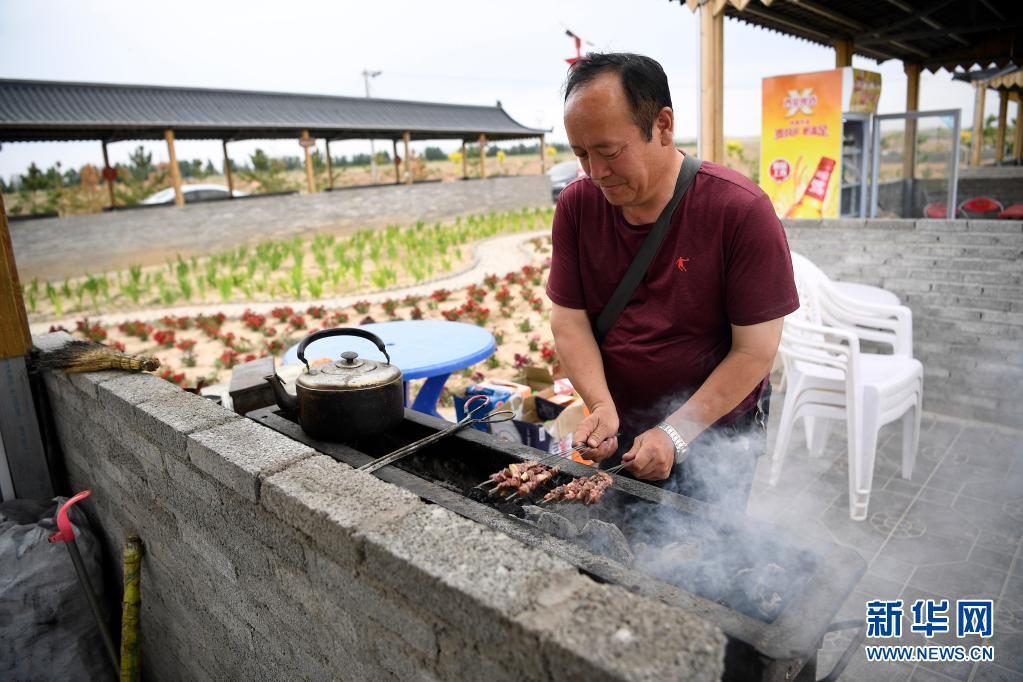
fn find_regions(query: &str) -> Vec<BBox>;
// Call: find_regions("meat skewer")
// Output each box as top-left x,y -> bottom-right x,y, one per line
542,470 -> 614,506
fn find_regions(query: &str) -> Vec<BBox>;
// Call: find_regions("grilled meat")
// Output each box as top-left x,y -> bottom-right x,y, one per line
542,471 -> 613,505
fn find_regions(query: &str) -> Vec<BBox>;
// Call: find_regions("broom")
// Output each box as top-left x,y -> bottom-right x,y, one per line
37,340 -> 161,373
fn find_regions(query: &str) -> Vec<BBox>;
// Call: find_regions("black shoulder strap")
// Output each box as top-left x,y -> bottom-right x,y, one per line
593,153 -> 702,345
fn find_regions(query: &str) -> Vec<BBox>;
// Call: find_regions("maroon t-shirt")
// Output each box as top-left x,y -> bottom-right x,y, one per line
546,157 -> 799,435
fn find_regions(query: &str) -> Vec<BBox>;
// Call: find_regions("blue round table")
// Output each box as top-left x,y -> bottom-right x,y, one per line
282,320 -> 496,419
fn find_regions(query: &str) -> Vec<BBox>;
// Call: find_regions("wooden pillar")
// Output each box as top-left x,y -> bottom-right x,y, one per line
403,131 -> 412,185
539,134 -> 546,173
325,140 -> 334,190
164,129 -> 184,206
1014,94 -> 1023,163
222,140 -> 235,199
461,140 -> 468,179
902,63 -> 921,181
834,39 -> 853,68
393,139 -> 400,183
699,1 -> 725,163
995,90 -> 1008,164
478,134 -> 487,179
301,130 -> 315,193
971,83 -> 986,167
101,141 -> 116,208
0,194 -> 29,360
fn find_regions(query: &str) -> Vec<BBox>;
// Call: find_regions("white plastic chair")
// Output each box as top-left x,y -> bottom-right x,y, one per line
770,257 -> 923,521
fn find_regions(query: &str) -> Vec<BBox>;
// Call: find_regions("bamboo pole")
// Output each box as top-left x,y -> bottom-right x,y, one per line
222,140 -> 234,199
699,2 -> 724,163
101,141 -> 116,208
539,134 -> 546,173
325,140 -> 334,190
478,134 -> 487,179
301,130 -> 315,193
120,534 -> 143,681
995,90 -> 1008,164
902,63 -> 921,182
461,140 -> 468,179
971,83 -> 986,167
0,192 -> 30,359
403,131 -> 412,185
834,40 -> 853,68
393,139 -> 400,183
164,129 -> 184,206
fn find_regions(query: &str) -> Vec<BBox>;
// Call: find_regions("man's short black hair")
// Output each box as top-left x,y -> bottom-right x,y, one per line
564,52 -> 672,141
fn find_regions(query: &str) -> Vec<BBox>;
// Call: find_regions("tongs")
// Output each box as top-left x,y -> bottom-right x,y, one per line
359,394 -> 514,474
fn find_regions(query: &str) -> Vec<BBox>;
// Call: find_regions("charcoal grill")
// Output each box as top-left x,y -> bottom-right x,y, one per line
248,406 -> 866,682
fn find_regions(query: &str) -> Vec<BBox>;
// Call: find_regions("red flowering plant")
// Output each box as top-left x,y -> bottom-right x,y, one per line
381,299 -> 399,316
410,307 -> 423,320
529,296 -> 544,312
175,339 -> 197,353
196,313 -> 226,339
270,306 -> 294,322
466,284 -> 486,303
161,315 -> 192,330
263,339 -> 285,355
325,311 -> 350,326
306,305 -> 326,319
494,286 -> 513,306
462,299 -> 490,326
110,340 -> 126,352
119,320 -> 153,341
158,369 -> 186,386
528,335 -> 541,352
402,294 -> 422,308
430,288 -> 450,303
216,348 -> 240,369
353,300 -> 372,314
152,329 -> 176,349
483,273 -> 499,290
76,318 -> 108,343
513,353 -> 532,369
288,315 -> 306,329
520,287 -> 534,302
540,342 -> 557,365
241,309 -> 267,333
441,307 -> 463,322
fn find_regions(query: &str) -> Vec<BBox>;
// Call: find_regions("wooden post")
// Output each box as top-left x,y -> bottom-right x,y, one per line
902,63 -> 921,182
393,139 -> 400,183
478,134 -> 487,179
699,1 -> 725,163
1014,94 -> 1023,163
461,140 -> 468,179
101,141 -> 116,208
0,194 -> 29,361
222,140 -> 235,199
325,140 -> 334,190
995,90 -> 1008,164
539,134 -> 546,173
403,131 -> 412,185
834,39 -> 853,68
971,83 -> 986,167
164,129 -> 184,206
301,130 -> 316,193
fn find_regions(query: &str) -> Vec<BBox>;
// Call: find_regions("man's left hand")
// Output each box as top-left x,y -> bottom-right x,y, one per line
621,428 -> 676,481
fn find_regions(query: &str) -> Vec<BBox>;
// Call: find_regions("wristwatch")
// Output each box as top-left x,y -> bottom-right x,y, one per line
657,422 -> 689,465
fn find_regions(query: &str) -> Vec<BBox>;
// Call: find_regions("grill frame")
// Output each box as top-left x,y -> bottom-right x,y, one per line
248,405 -> 865,681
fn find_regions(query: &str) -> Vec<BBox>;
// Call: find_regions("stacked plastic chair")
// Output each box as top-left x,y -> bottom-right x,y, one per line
769,253 -> 923,520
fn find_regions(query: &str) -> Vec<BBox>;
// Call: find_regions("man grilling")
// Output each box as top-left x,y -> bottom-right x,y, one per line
546,52 -> 799,511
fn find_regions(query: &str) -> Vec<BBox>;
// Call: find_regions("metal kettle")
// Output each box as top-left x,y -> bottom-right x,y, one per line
265,328 -> 404,441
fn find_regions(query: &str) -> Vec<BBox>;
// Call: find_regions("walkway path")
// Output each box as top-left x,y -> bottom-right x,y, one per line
29,229 -> 549,335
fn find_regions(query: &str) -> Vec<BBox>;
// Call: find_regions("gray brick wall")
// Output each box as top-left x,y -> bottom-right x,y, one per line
37,332 -> 726,682
783,218 -> 1023,428
12,175 -> 552,281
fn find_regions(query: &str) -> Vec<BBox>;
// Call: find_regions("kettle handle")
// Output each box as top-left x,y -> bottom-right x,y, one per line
296,328 -> 391,371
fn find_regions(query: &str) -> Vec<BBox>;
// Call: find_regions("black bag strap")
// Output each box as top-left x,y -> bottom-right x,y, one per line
594,153 -> 702,345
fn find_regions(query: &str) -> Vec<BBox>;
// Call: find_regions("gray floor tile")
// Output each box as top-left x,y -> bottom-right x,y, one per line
881,531 -> 975,567
959,469 -> 1023,506
837,650 -> 914,681
899,498 -> 981,545
989,631 -> 1023,674
908,667 -> 962,680
977,530 -> 1023,556
969,547 -> 1018,575
822,490 -> 917,556
870,555 -> 919,586
970,663 -> 1023,681
952,497 -> 1023,545
935,448 -> 1015,482
909,562 -> 1008,600
955,426 -> 1023,459
858,572 -> 911,599
886,477 -> 957,507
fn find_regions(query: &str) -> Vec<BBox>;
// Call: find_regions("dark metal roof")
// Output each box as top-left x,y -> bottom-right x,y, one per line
676,0 -> 1022,73
0,79 -> 548,143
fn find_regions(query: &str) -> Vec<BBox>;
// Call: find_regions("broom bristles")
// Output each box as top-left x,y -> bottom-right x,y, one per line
38,340 -> 161,373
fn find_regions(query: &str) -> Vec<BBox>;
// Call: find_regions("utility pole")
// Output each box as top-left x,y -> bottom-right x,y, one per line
362,69 -> 382,182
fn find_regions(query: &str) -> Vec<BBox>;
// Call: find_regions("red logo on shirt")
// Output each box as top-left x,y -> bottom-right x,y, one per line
676,256 -> 689,272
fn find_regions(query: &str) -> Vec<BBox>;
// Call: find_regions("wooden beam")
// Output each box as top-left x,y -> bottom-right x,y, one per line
222,140 -> 235,199
995,90 -> 1008,164
101,141 -> 115,208
478,134 -> 487,179
539,134 -> 546,173
325,140 -> 334,190
461,140 -> 468,179
834,39 -> 853,67
301,130 -> 315,193
0,193 -> 30,360
393,139 -> 400,183
902,63 -> 921,181
699,3 -> 724,163
1015,96 -> 1023,163
164,129 -> 184,206
403,131 -> 412,185
971,84 -> 985,166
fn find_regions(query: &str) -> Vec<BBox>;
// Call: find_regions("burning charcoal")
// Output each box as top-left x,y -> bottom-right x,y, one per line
732,563 -> 786,621
577,519 -> 634,566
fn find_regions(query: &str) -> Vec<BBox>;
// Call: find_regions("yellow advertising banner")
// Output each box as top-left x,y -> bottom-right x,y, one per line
760,68 -> 844,219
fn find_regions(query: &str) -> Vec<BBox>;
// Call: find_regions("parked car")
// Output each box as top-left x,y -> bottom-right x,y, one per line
547,159 -> 585,202
141,183 -> 247,205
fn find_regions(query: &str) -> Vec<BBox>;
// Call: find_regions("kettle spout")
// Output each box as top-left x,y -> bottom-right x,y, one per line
265,373 -> 299,414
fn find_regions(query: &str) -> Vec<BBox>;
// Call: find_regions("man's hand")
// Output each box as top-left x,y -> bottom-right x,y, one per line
573,404 -> 619,462
621,427 -> 675,480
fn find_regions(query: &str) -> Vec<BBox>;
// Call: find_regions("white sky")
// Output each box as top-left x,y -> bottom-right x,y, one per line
0,0 -> 1009,180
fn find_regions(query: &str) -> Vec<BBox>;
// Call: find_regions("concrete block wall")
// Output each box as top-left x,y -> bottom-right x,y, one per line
783,218 -> 1023,428
37,333 -> 726,681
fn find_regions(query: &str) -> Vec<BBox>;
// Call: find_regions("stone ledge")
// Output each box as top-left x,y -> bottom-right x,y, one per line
134,391 -> 239,458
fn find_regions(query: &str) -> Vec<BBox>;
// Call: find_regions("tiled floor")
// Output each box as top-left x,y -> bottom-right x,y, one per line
748,403 -> 1023,681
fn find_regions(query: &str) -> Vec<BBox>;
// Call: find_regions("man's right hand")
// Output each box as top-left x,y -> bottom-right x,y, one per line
573,404 -> 620,462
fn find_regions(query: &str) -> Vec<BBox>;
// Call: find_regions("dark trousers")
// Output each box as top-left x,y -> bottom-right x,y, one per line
605,384 -> 771,513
